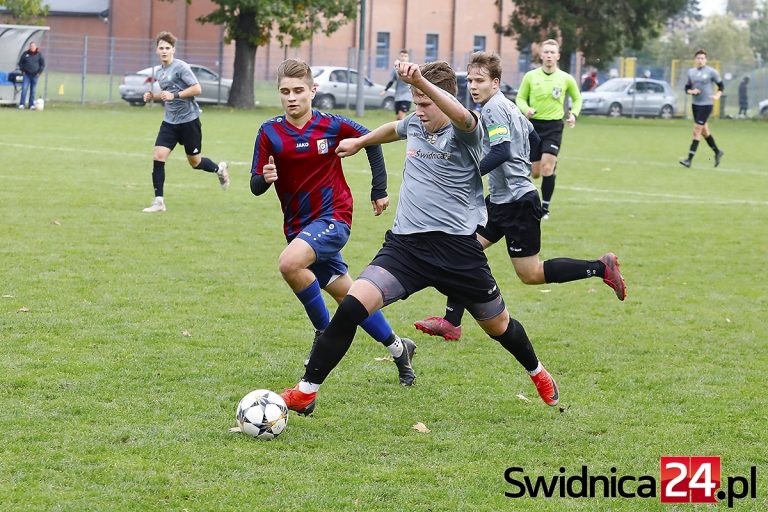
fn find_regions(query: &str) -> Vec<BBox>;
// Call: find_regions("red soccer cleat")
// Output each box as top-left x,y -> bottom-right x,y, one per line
530,366 -> 559,406
599,253 -> 627,301
280,385 -> 317,416
414,316 -> 462,341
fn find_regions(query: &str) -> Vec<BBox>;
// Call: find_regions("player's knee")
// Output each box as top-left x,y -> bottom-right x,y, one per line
516,267 -> 543,285
479,308 -> 509,337
277,254 -> 303,277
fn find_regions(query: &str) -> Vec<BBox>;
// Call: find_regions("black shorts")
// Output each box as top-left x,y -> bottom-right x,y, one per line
476,191 -> 543,258
394,101 -> 411,114
691,104 -> 713,125
155,118 -> 203,155
364,230 -> 504,320
530,119 -> 564,156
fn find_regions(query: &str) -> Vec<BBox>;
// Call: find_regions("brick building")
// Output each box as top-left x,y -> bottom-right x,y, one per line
3,0 -> 526,85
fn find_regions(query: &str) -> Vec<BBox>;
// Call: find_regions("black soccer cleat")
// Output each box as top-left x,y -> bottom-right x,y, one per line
714,150 -> 724,168
679,158 -> 691,168
393,337 -> 417,386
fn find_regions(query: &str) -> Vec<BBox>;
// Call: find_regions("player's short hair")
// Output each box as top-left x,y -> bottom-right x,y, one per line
419,61 -> 457,96
399,49 -> 409,55
156,31 -> 177,47
540,39 -> 559,49
694,49 -> 708,58
277,58 -> 314,88
467,51 -> 502,81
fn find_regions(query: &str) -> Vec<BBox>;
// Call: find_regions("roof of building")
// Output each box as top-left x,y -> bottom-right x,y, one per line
44,0 -> 109,15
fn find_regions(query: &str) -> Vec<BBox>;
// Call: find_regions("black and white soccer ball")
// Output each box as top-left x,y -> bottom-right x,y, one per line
236,389 -> 289,440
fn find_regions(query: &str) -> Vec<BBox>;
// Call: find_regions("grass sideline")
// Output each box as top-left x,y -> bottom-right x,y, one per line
1,104 -> 766,511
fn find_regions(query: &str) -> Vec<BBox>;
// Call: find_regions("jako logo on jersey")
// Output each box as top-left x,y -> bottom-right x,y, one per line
317,139 -> 329,154
296,142 -> 309,149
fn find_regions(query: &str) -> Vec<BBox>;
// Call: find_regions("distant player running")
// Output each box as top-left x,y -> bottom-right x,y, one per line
516,39 -> 582,219
381,49 -> 414,120
414,52 -> 626,341
279,60 -> 560,416
250,59 -> 415,386
142,31 -> 229,213
679,49 -> 724,168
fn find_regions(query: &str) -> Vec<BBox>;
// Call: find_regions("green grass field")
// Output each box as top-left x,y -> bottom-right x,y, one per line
1,104 -> 766,511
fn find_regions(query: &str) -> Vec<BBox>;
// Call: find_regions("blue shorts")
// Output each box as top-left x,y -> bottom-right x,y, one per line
292,218 -> 350,288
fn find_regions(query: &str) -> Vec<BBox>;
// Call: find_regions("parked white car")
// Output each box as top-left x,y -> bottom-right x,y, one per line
119,65 -> 232,106
581,78 -> 677,118
759,98 -> 768,118
311,66 -> 394,110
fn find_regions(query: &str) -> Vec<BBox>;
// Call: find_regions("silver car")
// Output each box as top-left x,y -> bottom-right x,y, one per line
119,64 -> 232,106
581,78 -> 676,118
311,66 -> 394,110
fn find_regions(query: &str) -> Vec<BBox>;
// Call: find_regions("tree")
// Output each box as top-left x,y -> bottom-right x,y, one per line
749,8 -> 768,63
692,15 -> 755,73
170,0 -> 358,108
0,0 -> 48,24
494,0 -> 690,73
727,0 -> 756,19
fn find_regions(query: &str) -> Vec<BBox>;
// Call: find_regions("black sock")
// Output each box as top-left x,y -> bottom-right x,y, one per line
195,157 -> 219,173
490,318 -> 539,372
704,135 -> 719,153
152,160 -> 165,197
688,139 -> 699,160
304,295 -> 369,384
541,175 -> 555,209
444,299 -> 465,327
543,258 -> 603,283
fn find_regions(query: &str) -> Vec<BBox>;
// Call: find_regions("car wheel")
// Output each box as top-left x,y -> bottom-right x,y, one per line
659,104 -> 673,119
608,103 -> 622,117
381,96 -> 395,110
129,101 -> 146,107
316,94 -> 335,110
760,106 -> 768,119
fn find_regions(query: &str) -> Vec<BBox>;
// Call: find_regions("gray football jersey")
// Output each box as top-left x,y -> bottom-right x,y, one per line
393,111 -> 486,236
482,90 -> 537,203
388,69 -> 413,102
157,59 -> 201,124
687,65 -> 721,106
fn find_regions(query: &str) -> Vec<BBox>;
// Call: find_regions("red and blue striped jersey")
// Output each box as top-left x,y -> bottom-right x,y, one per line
252,111 -> 376,238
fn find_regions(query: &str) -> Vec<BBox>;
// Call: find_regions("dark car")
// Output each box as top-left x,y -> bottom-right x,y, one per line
455,71 -> 518,108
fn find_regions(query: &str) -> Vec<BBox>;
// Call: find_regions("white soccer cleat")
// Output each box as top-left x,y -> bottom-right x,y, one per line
18,104 -> 25,109
217,161 -> 230,190
142,197 -> 166,213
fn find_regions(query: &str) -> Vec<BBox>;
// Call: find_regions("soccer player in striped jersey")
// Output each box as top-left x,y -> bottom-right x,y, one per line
250,59 -> 415,386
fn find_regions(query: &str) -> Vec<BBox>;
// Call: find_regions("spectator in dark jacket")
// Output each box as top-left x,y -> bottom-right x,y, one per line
738,76 -> 749,118
17,41 -> 45,110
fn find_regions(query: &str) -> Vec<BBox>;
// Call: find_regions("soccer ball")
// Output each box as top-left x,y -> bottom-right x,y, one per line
236,389 -> 289,440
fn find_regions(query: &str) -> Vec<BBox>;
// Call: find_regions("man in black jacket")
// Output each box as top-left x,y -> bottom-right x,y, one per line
18,41 -> 45,110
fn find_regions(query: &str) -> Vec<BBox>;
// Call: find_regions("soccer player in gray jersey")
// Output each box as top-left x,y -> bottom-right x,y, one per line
679,49 -> 724,169
279,60 -> 560,416
381,50 -> 414,120
141,31 -> 229,213
415,52 -> 626,341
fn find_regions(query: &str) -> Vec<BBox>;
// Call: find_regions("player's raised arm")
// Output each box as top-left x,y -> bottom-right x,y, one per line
336,122 -> 400,157
395,60 -> 476,132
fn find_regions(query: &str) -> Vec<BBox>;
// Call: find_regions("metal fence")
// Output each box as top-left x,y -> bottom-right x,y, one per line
22,33 -> 768,117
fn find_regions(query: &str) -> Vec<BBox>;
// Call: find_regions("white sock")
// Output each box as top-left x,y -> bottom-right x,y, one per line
386,336 -> 403,358
527,361 -> 543,377
298,380 -> 320,393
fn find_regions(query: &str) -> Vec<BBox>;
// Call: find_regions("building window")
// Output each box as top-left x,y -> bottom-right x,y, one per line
473,35 -> 486,53
376,32 -> 390,69
425,33 -> 439,63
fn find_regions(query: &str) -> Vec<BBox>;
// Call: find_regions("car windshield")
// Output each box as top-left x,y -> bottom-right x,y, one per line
595,80 -> 629,93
